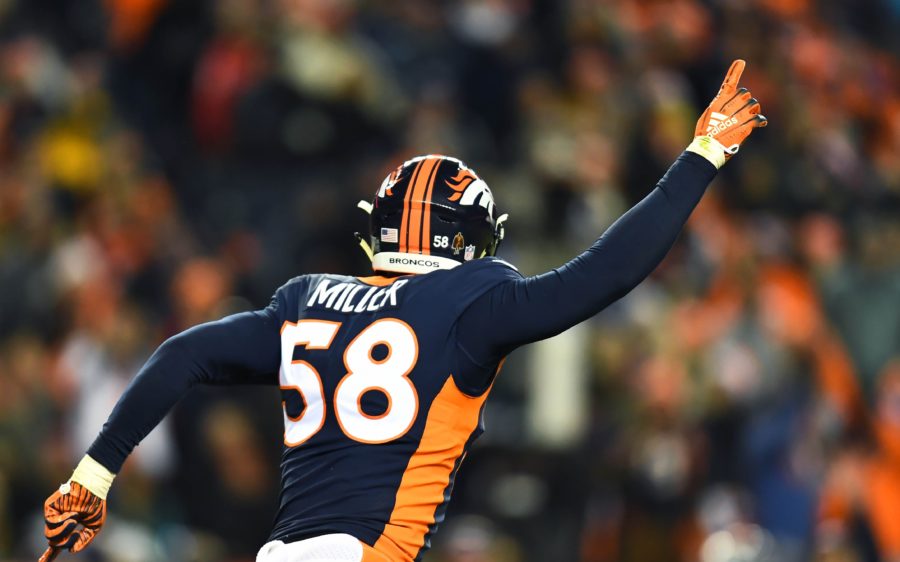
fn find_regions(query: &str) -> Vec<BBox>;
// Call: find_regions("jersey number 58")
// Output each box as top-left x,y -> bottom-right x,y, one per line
279,318 -> 419,446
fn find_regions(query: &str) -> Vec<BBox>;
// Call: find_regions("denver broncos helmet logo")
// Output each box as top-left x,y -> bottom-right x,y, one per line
378,166 -> 403,198
446,169 -> 478,201
446,168 -> 496,215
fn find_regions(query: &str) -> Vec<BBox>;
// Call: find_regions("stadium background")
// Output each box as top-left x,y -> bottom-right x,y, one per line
1,0 -> 899,560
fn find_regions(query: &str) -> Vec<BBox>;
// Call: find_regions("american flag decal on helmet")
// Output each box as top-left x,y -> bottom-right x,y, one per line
381,227 -> 398,243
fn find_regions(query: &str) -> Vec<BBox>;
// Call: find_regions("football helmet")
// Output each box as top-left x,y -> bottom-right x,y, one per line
358,155 -> 508,274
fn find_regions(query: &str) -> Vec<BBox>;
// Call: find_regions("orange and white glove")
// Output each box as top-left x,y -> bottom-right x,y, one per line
687,59 -> 767,168
40,456 -> 114,560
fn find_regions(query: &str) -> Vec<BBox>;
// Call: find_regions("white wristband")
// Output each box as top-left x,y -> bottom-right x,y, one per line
70,455 -> 115,500
686,136 -> 728,169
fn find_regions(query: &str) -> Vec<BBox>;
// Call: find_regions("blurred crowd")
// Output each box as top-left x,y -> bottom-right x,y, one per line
1,0 -> 899,561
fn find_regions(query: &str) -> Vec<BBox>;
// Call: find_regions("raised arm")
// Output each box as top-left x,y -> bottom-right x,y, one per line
456,60 -> 767,377
40,299 -> 282,558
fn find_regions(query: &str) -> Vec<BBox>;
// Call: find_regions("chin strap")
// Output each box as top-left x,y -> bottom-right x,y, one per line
354,232 -> 374,262
356,200 -> 375,263
496,213 -> 509,240
486,213 -> 509,256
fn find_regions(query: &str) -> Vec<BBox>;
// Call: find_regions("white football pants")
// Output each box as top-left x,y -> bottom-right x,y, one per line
256,534 -> 385,562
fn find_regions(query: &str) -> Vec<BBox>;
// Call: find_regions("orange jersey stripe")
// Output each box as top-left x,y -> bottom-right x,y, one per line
373,375 -> 489,561
356,275 -> 404,287
361,542 -> 392,562
406,158 -> 440,254
399,160 -> 426,253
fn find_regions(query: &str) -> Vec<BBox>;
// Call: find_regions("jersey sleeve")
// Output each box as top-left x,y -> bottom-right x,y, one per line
86,285 -> 290,473
457,151 -> 716,368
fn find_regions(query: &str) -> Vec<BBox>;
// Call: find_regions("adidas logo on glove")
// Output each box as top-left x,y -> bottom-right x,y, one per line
706,112 -> 738,136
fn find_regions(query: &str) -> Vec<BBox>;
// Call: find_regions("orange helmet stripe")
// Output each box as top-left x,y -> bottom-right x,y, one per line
406,157 -> 440,254
419,159 -> 441,256
399,159 -> 426,253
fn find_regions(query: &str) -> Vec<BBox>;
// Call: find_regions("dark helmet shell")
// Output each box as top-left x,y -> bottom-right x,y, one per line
365,155 -> 506,274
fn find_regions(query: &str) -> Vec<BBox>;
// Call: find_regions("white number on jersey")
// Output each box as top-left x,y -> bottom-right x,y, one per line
279,318 -> 419,446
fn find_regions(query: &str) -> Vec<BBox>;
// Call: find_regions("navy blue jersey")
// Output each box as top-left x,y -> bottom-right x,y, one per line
87,152 -> 717,562
267,258 -> 519,559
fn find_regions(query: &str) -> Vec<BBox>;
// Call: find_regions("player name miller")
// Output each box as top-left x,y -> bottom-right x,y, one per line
307,278 -> 408,313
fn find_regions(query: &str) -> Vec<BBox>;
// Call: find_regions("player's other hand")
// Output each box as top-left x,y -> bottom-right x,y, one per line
691,59 -> 767,167
42,481 -> 107,554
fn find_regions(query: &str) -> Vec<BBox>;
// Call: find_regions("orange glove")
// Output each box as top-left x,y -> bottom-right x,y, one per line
37,546 -> 61,562
41,481 -> 107,555
690,59 -> 767,167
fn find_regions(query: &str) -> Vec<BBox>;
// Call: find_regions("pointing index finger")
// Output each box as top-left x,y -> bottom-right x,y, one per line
720,59 -> 746,92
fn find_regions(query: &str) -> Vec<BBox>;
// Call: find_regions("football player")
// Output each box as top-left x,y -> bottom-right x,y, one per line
40,60 -> 765,562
